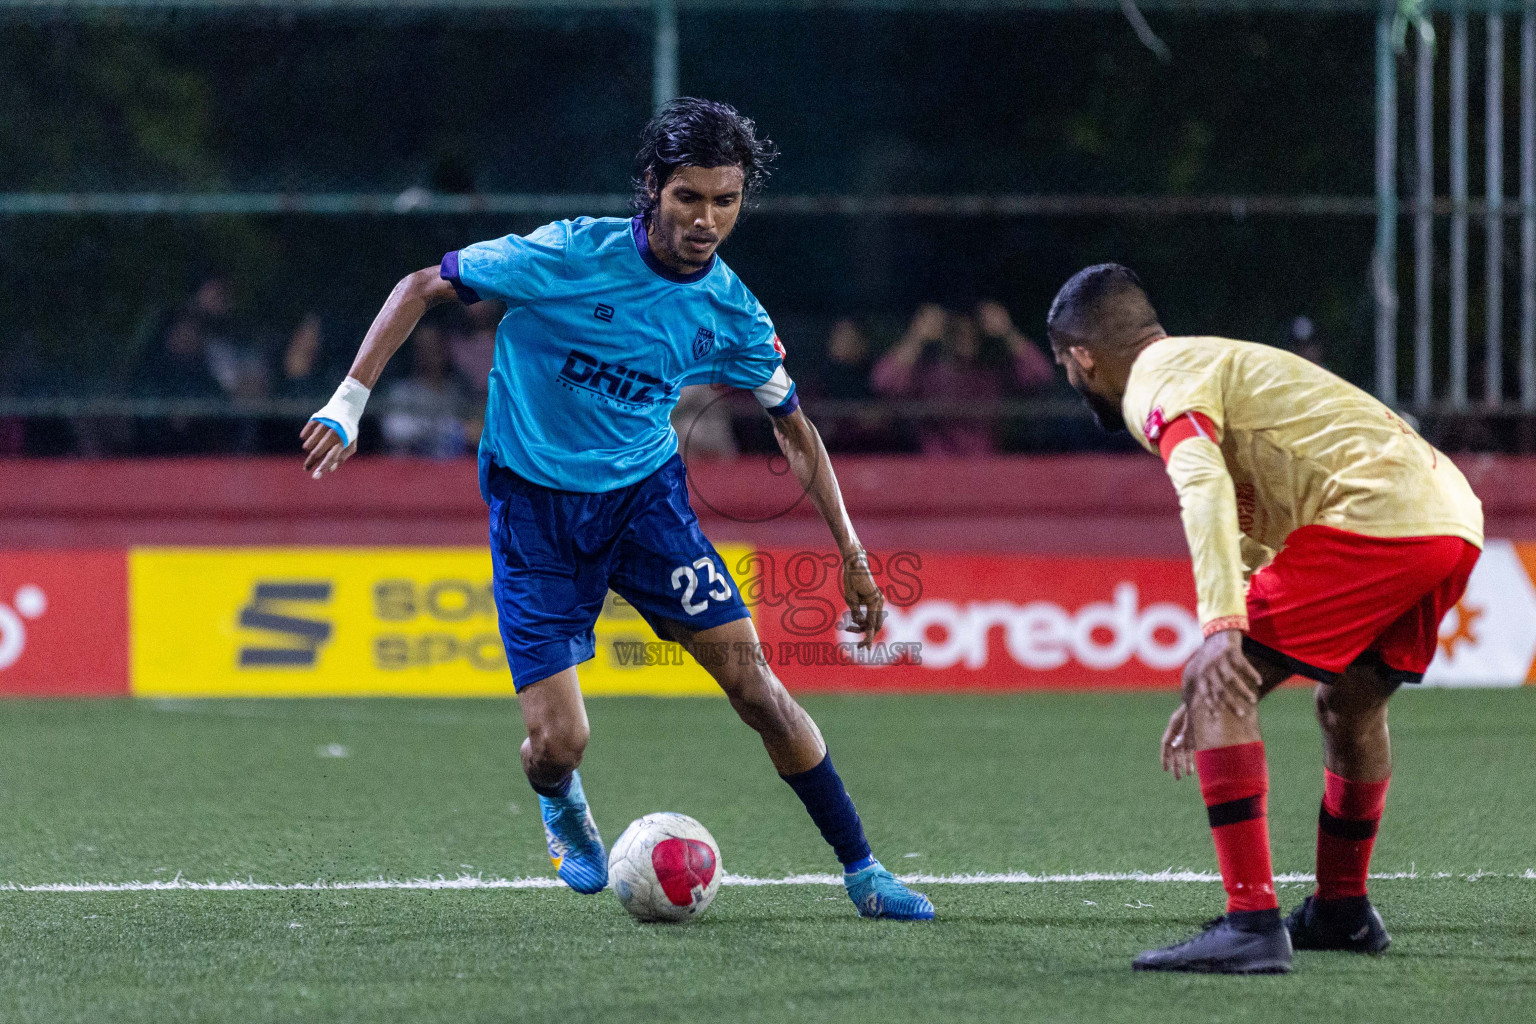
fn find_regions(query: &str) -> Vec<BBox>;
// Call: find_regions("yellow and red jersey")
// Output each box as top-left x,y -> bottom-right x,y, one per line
1120,336 -> 1484,635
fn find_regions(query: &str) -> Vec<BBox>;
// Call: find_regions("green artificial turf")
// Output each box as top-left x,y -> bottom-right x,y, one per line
0,689 -> 1532,1022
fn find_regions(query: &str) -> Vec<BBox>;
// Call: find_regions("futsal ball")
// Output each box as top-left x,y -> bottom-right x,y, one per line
609,812 -> 723,922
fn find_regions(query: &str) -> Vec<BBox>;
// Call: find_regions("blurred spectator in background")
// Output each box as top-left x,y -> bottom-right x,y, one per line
133,276 -> 237,402
379,322 -> 476,457
806,317 -> 889,452
822,318 -> 876,400
197,280 -> 270,407
1289,315 -> 1325,366
132,275 -> 261,454
871,300 -> 1054,455
672,384 -> 739,459
280,314 -> 326,397
447,301 -> 500,403
277,312 -> 358,401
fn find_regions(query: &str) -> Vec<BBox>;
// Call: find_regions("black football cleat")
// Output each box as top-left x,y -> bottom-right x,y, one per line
1284,894 -> 1391,953
1133,909 -> 1294,974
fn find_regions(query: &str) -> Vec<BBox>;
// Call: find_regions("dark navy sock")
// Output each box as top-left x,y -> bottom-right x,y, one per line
528,771 -> 573,799
780,753 -> 873,870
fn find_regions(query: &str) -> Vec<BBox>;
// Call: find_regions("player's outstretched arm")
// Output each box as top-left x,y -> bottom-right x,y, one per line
1163,433 -> 1261,732
301,266 -> 460,478
769,408 -> 885,649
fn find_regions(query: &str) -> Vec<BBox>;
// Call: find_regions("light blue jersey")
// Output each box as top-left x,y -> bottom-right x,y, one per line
441,216 -> 797,495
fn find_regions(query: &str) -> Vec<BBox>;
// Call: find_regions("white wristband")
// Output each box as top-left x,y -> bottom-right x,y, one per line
310,376 -> 370,449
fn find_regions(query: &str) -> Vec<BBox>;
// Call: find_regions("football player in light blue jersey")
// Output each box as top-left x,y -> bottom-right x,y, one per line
301,98 -> 933,920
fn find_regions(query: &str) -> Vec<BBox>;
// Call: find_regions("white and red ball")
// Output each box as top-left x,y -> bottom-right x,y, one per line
609,812 -> 723,922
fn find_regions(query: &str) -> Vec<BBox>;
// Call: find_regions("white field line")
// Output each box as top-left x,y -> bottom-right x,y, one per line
3,869 -> 1533,894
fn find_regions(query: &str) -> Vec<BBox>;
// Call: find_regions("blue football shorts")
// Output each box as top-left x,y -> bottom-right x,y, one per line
485,453 -> 750,690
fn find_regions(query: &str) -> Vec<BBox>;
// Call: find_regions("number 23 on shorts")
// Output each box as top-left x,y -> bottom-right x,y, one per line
671,557 -> 731,616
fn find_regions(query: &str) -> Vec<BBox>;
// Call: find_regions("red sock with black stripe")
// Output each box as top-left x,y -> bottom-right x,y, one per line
1315,770 -> 1390,900
1196,742 -> 1279,913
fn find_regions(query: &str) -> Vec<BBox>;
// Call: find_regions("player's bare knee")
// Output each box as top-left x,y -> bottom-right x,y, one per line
1313,684 -> 1339,728
1313,683 -> 1351,726
1314,684 -> 1385,740
525,719 -> 589,771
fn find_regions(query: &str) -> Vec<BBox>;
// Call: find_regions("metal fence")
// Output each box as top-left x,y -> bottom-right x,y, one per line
7,0 -> 1536,446
1375,2 -> 1536,416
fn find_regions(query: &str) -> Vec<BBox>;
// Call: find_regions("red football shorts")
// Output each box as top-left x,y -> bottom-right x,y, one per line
1243,524 -> 1480,683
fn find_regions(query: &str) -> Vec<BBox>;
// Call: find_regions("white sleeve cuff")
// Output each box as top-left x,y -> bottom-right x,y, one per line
753,365 -> 794,408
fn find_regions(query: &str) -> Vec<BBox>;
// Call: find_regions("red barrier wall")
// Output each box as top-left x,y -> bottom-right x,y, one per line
2,454 -> 1534,553
0,551 -> 129,695
2,457 -> 1533,696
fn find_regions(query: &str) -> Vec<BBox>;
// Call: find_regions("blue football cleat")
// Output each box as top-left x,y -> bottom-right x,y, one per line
538,770 -> 607,894
844,861 -> 936,920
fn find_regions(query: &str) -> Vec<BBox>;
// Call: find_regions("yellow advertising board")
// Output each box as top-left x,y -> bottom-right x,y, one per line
129,547 -> 750,697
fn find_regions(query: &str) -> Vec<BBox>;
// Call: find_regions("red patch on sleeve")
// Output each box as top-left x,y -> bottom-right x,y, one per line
771,333 -> 786,358
1143,406 -> 1168,441
1156,411 -> 1221,462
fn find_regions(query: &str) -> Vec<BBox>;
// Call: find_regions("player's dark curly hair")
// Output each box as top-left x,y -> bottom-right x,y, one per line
633,98 -> 778,225
1046,263 -> 1157,351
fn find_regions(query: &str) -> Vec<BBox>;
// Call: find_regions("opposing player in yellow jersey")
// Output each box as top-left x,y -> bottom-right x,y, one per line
1046,264 -> 1483,974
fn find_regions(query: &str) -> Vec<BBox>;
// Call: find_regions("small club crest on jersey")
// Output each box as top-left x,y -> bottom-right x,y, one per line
1144,406 -> 1167,441
693,327 -> 716,359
